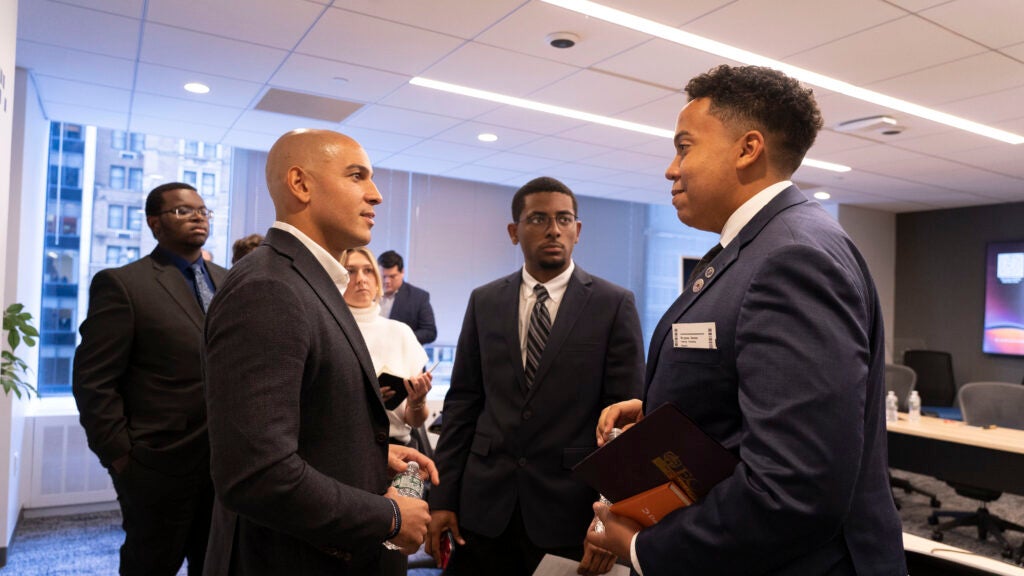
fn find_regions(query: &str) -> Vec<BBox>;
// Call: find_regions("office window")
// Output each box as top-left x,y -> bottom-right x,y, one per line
127,207 -> 143,231
129,167 -> 144,191
105,246 -> 121,264
107,204 -> 124,229
185,140 -> 199,156
110,165 -> 126,189
130,132 -> 145,152
37,121 -> 234,396
201,173 -> 216,196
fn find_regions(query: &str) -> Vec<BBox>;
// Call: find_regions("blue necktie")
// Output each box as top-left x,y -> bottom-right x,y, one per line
191,262 -> 214,313
525,284 -> 551,387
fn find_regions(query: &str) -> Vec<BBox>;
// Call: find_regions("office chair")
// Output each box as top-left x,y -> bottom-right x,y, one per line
903,350 -> 958,409
885,364 -> 941,509
928,382 -> 1024,560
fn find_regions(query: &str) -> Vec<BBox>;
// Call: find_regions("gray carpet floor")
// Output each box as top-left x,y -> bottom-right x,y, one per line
3,471 -> 1022,574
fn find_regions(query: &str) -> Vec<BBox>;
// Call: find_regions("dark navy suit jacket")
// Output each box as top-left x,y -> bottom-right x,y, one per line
389,281 -> 436,344
640,186 -> 905,575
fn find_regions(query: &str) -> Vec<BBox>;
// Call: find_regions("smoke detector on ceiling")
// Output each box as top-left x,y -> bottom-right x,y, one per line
834,115 -> 905,136
546,32 -> 579,49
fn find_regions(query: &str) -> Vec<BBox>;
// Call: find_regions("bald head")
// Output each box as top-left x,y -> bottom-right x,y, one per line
264,129 -> 382,256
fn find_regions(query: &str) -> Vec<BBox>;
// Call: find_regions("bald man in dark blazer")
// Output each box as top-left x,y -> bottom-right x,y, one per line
74,182 -> 226,576
203,129 -> 436,575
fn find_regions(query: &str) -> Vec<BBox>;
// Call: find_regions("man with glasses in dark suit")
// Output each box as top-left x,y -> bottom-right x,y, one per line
74,182 -> 226,576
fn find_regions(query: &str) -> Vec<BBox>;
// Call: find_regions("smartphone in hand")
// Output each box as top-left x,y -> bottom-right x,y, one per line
439,530 -> 453,568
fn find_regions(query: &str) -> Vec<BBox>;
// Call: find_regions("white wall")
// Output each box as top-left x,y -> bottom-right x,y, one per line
838,204 -> 897,363
0,0 -> 19,556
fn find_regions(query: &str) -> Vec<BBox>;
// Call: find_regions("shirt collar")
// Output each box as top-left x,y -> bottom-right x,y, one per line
154,246 -> 202,273
521,260 -> 574,302
719,180 -> 792,248
271,221 -> 350,291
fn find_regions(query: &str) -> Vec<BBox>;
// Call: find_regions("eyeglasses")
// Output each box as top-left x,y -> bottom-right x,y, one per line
158,206 -> 213,219
518,213 -> 578,229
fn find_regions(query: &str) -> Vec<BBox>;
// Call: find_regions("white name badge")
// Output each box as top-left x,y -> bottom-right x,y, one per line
672,322 -> 717,349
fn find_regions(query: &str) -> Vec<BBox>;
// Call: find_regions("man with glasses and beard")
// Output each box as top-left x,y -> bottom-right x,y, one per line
426,176 -> 644,576
74,182 -> 226,575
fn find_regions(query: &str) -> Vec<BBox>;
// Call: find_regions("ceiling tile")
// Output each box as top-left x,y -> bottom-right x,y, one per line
337,0 -> 523,39
219,129 -> 280,152
596,39 -> 736,92
271,53 -> 409,103
128,114 -> 228,141
32,76 -> 132,112
599,0 -> 737,27
380,84 -> 503,119
867,52 -> 1024,106
473,105 -> 586,135
377,153 -> 463,176
147,0 -> 324,49
419,42 -> 579,96
785,16 -> 985,85
131,93 -> 242,128
16,40 -> 136,89
441,164 -> 528,186
921,0 -> 1024,49
17,0 -> 140,57
297,7 -> 464,76
433,122 -> 543,150
510,136 -> 615,163
475,151 -> 563,172
231,109 -> 342,137
59,0 -> 145,16
341,126 -> 424,154
474,1 -> 651,67
135,63 -> 265,107
941,85 -> 1024,125
527,69 -> 674,116
399,139 -> 499,163
140,23 -> 288,82
345,105 -> 463,138
41,102 -> 128,131
545,162 -> 626,183
686,0 -> 904,59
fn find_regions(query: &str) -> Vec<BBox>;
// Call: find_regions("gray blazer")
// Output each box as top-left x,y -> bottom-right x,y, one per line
73,249 -> 227,475
429,266 -> 644,548
203,228 -> 394,575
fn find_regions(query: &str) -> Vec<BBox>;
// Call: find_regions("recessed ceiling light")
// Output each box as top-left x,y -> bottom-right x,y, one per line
184,82 -> 210,94
540,0 -> 1024,145
813,191 -> 832,200
409,77 -> 851,173
477,133 -> 499,142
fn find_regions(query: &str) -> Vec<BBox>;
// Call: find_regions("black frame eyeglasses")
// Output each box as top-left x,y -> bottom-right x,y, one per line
518,212 -> 578,229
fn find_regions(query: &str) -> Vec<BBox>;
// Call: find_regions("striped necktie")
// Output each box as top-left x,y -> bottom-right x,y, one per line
524,284 -> 551,387
191,261 -> 214,313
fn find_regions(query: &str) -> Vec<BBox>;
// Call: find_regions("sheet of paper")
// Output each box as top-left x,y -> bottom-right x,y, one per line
532,554 -> 630,576
672,321 -> 717,349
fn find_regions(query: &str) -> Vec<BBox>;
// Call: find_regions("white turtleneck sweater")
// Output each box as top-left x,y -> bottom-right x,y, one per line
348,302 -> 429,443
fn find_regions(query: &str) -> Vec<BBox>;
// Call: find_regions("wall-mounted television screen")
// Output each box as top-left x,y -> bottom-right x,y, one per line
983,241 -> 1024,356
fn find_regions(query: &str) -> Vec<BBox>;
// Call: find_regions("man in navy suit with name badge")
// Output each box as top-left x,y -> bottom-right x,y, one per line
590,65 -> 906,575
427,177 -> 644,576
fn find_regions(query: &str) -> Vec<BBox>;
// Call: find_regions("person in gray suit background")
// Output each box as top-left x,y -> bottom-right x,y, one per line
426,177 -> 644,576
590,65 -> 905,575
74,182 -> 225,576
203,129 -> 437,575
378,250 -> 437,345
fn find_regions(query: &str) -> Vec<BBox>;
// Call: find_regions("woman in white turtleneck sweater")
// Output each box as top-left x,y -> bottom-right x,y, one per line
341,247 -> 432,446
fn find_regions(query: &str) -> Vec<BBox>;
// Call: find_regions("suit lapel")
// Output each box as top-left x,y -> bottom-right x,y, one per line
645,186 -> 808,388
151,253 -> 205,331
264,229 -> 382,404
526,267 -> 591,402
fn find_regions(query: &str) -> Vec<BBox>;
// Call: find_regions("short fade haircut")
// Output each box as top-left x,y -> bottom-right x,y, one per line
145,182 -> 198,216
342,247 -> 384,300
685,65 -> 823,175
511,176 -> 578,222
377,250 -> 404,272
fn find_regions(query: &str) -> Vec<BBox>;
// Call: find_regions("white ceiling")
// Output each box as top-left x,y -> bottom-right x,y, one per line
14,0 -> 1024,212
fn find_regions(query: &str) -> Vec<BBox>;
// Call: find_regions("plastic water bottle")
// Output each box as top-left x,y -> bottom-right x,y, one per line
885,391 -> 898,423
908,390 -> 921,423
593,427 -> 622,534
384,461 -> 424,550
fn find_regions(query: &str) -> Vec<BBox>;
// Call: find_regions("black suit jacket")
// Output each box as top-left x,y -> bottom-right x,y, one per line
640,186 -> 905,575
429,266 -> 644,548
389,281 -> 436,344
203,228 -> 394,575
73,249 -> 227,475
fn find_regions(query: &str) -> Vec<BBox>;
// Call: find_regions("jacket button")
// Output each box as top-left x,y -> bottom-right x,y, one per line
517,457 -> 527,467
522,410 -> 533,420
375,432 -> 388,444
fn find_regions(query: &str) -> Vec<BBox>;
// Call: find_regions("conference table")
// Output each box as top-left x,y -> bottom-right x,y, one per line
887,413 -> 1024,496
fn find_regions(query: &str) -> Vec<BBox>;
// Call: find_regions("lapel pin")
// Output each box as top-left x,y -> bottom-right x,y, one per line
693,278 -> 704,293
705,266 -> 715,279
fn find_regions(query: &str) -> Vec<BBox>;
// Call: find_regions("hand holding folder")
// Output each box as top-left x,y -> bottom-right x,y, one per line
573,403 -> 739,526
